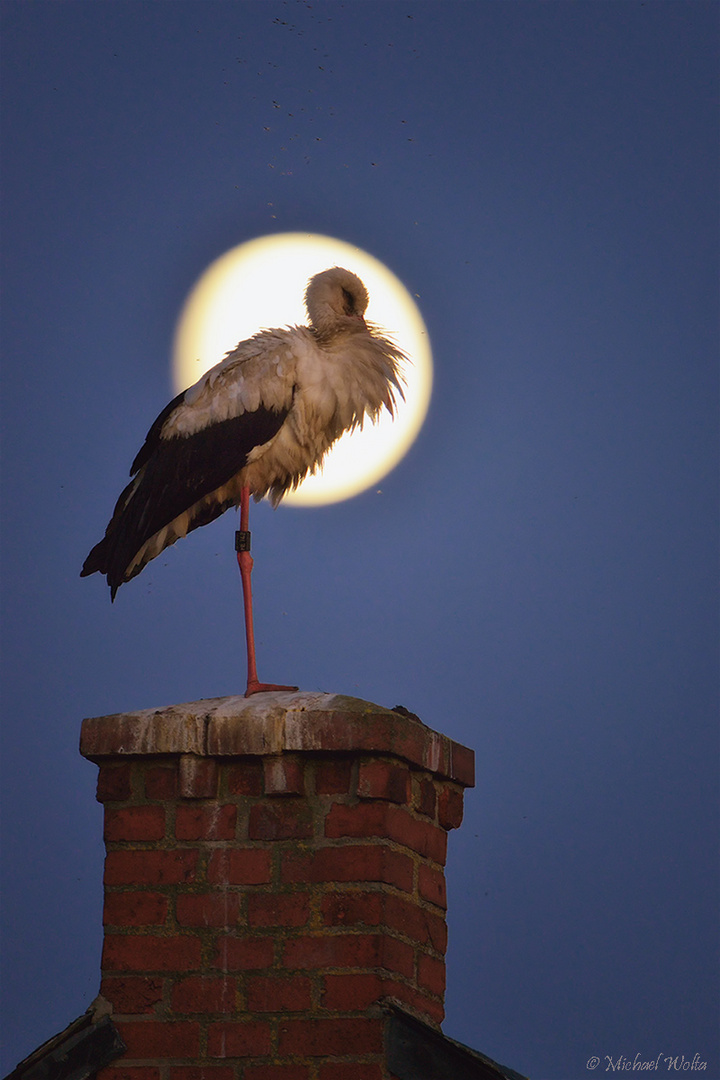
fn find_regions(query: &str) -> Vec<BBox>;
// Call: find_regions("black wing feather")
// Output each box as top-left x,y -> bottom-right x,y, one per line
130,388 -> 188,474
82,405 -> 288,597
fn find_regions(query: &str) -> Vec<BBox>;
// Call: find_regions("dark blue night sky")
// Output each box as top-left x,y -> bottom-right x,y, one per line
1,4 -> 717,1078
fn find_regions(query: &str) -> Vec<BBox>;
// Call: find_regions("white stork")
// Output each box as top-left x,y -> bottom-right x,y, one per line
81,266 -> 406,695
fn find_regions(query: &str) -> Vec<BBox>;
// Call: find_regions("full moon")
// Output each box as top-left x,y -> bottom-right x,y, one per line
172,233 -> 432,506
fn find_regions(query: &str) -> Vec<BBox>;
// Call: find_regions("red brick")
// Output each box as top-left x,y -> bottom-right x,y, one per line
318,1067 -> 384,1080
105,805 -> 166,842
281,845 -> 413,892
418,864 -> 447,910
245,1067 -> 310,1075
325,803 -> 446,863
417,952 -> 446,996
175,804 -> 237,841
97,1070 -> 160,1080
226,760 -> 263,796
386,805 -> 447,864
277,1017 -> 383,1056
144,766 -> 178,799
380,936 -> 415,980
324,802 -> 387,839
246,974 -> 312,1012
282,933 -> 381,971
207,1020 -> 272,1057
104,850 -> 197,886
96,764 -> 132,803
214,936 -> 274,970
115,1020 -> 199,1059
104,892 -> 168,928
306,712 -> 420,762
170,1070 -> 234,1080
438,784 -> 465,830
248,800 -> 313,841
102,934 -> 201,973
207,849 -> 272,885
101,976 -> 164,1015
383,894 -> 447,952
247,891 -> 310,928
179,757 -> 218,799
264,757 -> 304,795
450,743 -> 475,788
416,778 -> 437,819
381,720 -> 428,770
320,972 -> 383,1011
175,892 -> 240,928
321,891 -> 383,928
315,758 -> 353,794
358,760 -> 410,803
382,978 -> 445,1024
171,976 -> 236,1013
244,1069 -> 310,1080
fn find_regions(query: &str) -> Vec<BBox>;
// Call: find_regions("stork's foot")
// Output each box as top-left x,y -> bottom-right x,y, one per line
245,680 -> 299,698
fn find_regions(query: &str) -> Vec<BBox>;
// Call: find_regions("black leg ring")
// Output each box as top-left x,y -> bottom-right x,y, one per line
235,530 -> 251,552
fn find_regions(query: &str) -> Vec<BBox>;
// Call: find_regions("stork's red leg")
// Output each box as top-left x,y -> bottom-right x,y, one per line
236,487 -> 298,697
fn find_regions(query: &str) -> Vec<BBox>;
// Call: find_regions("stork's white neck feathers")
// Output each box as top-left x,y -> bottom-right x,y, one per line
304,266 -> 370,341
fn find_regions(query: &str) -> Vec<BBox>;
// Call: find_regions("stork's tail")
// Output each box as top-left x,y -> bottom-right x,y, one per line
80,540 -> 107,578
81,538 -> 122,601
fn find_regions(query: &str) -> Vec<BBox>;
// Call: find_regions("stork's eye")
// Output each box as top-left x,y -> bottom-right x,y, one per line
341,288 -> 356,315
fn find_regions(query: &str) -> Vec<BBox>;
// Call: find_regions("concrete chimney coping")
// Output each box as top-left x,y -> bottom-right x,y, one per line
80,691 -> 475,787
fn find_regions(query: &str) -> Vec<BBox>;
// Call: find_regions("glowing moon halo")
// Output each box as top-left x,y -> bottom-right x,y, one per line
172,233 -> 432,506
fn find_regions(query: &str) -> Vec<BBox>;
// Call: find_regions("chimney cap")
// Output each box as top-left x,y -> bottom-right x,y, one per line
80,690 -> 474,787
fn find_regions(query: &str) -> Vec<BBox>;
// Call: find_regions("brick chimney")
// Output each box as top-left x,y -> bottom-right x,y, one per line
80,692 -> 475,1078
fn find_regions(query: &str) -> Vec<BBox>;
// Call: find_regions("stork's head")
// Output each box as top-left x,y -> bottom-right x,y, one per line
305,267 -> 369,341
